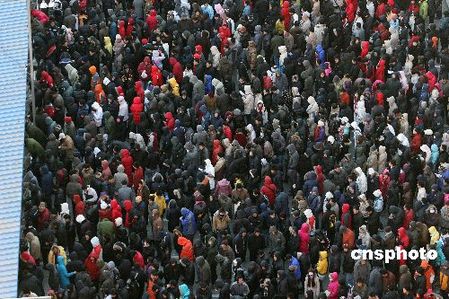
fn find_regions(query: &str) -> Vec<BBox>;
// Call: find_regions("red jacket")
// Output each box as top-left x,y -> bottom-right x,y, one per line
281,1 -> 291,30
398,227 -> 410,248
261,176 -> 277,205
164,112 -> 175,132
120,149 -> 134,179
110,199 -> 122,220
375,59 -> 386,82
146,10 -> 158,31
178,236 -> 194,261
169,57 -> 183,84
212,139 -> 223,165
85,245 -> 102,281
137,56 -> 152,82
130,97 -> 144,125
133,166 -> 144,190
37,208 -> 50,231
126,18 -> 134,37
73,194 -> 85,216
298,223 -> 310,253
118,20 -> 126,39
151,65 -> 163,86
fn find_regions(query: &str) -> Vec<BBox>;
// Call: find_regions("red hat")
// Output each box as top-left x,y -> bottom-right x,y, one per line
194,53 -> 201,60
64,116 -> 72,123
141,38 -> 148,45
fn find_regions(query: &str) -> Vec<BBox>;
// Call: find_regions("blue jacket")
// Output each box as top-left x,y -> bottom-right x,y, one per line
56,255 -> 75,288
180,208 -> 197,236
289,257 -> 302,280
40,165 -> 53,195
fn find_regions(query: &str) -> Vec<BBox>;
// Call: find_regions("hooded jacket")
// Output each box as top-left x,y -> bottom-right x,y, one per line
57,255 -> 75,288
298,223 -> 310,253
130,97 -> 143,125
180,208 -> 197,236
261,176 -> 277,205
327,272 -> 339,299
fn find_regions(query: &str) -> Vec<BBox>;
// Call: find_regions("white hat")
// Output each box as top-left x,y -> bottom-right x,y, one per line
115,217 -> 123,227
76,214 -> 85,223
100,200 -> 108,210
325,191 -> 334,199
327,136 -> 335,144
318,120 -> 324,127
424,129 -> 433,136
368,168 -> 375,175
341,117 -> 349,124
373,189 -> 382,197
91,236 -> 100,247
303,208 -> 313,218
60,203 -> 69,215
58,133 -> 66,140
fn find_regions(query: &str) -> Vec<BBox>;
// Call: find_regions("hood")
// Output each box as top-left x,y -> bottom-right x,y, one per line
210,46 -> 219,56
165,112 -> 174,120
342,203 -> 350,213
330,272 -> 338,281
429,226 -> 438,235
120,149 -> 130,158
133,96 -> 141,104
264,176 -> 273,185
117,164 -> 125,173
111,199 -> 119,209
244,85 -> 252,94
150,9 -> 157,16
398,227 -> 407,238
181,207 -> 190,217
25,232 -> 35,242
399,264 -> 409,274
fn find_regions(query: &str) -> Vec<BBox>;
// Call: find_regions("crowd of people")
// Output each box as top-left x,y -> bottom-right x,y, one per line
19,0 -> 449,298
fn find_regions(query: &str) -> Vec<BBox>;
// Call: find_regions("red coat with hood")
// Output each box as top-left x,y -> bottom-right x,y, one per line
133,250 -> 145,269
361,41 -> 369,58
261,176 -> 277,205
135,81 -> 145,100
146,10 -> 158,31
126,18 -> 134,37
120,149 -> 134,179
298,223 -> 310,253
123,200 -> 133,228
223,125 -> 233,141
378,169 -> 390,198
133,167 -> 144,190
345,0 -> 358,23
341,203 -> 352,229
73,194 -> 85,216
411,132 -> 422,154
397,227 -> 410,248
118,20 -> 126,39
151,65 -> 163,86
40,71 -> 54,88
375,59 -> 386,82
164,112 -> 175,132
110,199 -> 122,220
315,165 -> 325,195
98,206 -> 112,220
212,139 -> 224,165
130,97 -> 144,125
426,71 -> 437,91
178,236 -> 194,261
169,57 -> 183,83
32,9 -> 49,24
85,244 -> 102,281
281,1 -> 292,30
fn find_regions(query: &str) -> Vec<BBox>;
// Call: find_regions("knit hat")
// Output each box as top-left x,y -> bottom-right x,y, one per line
91,236 -> 100,247
76,214 -> 85,223
64,116 -> 72,123
325,191 -> 334,199
115,217 -> 123,226
373,189 -> 382,197
58,133 -> 66,140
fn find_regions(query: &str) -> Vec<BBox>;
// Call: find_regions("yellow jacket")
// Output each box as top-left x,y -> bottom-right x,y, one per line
154,194 -> 167,216
317,250 -> 328,275
168,78 -> 180,97
429,226 -> 440,246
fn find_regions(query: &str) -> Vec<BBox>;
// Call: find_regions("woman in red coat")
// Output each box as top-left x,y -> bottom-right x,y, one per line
345,0 -> 358,23
281,1 -> 292,31
110,199 -> 122,221
73,194 -> 85,216
169,57 -> 183,84
298,223 -> 310,253
261,176 -> 277,206
130,97 -> 144,125
120,149 -> 134,179
375,58 -> 386,82
211,139 -> 224,165
150,65 -> 163,86
85,237 -> 102,282
118,20 -> 126,40
164,112 -> 175,132
146,10 -> 158,31
178,236 -> 194,261
126,18 -> 134,37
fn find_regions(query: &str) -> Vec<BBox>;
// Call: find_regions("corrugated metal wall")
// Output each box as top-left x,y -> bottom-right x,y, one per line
0,0 -> 29,297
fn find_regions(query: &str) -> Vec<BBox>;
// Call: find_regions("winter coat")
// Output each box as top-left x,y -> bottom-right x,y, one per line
178,236 -> 194,261
298,223 -> 310,253
130,97 -> 143,125
180,208 -> 197,236
327,272 -> 340,299
57,255 -> 75,288
261,176 -> 277,205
